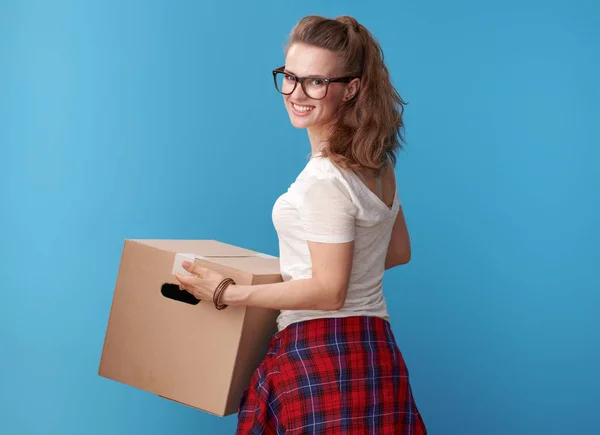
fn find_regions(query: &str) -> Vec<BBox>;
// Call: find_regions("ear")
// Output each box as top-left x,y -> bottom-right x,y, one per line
343,78 -> 361,101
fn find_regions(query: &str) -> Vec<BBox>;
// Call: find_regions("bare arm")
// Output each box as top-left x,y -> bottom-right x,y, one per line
385,205 -> 411,270
221,240 -> 353,311
178,176 -> 357,311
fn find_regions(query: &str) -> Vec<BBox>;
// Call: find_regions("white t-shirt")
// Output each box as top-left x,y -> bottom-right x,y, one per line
272,155 -> 400,331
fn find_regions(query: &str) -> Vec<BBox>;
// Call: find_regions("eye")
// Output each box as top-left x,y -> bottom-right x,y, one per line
285,75 -> 297,82
310,78 -> 325,87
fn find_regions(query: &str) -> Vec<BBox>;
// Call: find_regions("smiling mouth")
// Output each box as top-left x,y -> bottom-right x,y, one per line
291,102 -> 315,113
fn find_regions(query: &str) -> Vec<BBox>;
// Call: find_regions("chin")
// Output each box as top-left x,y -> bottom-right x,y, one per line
289,116 -> 312,129
287,110 -> 314,129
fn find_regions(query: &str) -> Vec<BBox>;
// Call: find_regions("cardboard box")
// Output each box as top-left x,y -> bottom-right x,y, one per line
98,239 -> 282,416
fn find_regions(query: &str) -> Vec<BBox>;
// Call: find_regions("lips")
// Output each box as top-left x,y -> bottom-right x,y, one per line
290,102 -> 315,117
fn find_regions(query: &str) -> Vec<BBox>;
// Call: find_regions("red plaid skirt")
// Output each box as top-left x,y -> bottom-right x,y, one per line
236,316 -> 427,434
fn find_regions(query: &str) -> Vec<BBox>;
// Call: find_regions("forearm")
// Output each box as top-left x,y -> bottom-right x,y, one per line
220,277 -> 342,311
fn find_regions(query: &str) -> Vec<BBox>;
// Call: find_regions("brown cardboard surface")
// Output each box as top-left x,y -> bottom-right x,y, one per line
98,239 -> 281,416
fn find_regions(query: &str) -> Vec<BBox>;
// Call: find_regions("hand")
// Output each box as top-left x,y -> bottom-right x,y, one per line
174,261 -> 227,302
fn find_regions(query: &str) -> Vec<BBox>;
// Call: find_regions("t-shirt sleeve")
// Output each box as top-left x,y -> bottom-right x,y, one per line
298,176 -> 358,243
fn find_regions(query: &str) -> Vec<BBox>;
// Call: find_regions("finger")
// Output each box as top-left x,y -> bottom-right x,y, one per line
183,261 -> 207,277
185,288 -> 201,299
175,274 -> 192,286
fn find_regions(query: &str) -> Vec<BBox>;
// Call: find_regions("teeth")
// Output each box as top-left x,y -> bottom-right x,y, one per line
293,103 -> 314,113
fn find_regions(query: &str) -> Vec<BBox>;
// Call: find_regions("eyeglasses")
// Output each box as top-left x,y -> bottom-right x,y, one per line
272,66 -> 358,100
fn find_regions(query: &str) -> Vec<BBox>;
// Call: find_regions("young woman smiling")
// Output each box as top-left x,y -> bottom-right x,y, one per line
176,14 -> 427,434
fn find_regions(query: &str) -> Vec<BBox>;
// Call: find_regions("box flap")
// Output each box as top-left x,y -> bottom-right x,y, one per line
128,240 -> 280,276
130,239 -> 276,259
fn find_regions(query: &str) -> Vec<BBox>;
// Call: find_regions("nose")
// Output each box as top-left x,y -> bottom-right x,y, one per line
290,81 -> 308,100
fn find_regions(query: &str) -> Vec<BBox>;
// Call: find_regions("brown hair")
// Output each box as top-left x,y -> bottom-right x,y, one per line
286,15 -> 407,174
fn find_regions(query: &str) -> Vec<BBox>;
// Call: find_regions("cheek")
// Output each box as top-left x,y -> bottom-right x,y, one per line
318,94 -> 343,117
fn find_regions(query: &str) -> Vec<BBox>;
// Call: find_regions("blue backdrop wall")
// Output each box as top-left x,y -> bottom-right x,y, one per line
1,1 -> 598,434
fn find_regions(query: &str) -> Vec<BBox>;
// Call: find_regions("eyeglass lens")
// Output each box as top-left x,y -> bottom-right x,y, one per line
274,72 -> 328,99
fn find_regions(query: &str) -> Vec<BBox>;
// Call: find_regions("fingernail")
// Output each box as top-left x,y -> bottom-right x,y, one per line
182,261 -> 191,268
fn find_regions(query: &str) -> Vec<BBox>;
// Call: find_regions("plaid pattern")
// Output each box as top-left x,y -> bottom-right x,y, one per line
236,316 -> 427,434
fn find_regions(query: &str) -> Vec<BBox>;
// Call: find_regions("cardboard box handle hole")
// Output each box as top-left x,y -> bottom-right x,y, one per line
161,283 -> 201,306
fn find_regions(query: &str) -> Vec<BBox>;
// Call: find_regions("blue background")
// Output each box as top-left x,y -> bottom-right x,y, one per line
1,0 -> 598,434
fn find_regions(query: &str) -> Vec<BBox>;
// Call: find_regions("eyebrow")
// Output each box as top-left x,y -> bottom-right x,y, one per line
283,68 -> 328,79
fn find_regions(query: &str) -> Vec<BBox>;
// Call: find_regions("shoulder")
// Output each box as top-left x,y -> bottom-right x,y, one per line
297,157 -> 350,194
301,156 -> 348,185
296,157 -> 357,211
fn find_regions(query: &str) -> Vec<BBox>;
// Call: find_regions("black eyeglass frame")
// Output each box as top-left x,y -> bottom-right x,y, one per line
272,66 -> 359,100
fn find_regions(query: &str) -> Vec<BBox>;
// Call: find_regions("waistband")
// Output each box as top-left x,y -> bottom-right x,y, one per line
270,315 -> 395,348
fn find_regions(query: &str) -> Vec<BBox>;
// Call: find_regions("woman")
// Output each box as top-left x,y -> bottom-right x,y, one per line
176,15 -> 427,434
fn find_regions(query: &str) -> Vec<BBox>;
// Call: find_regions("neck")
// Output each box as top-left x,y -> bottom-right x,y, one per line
307,125 -> 330,157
